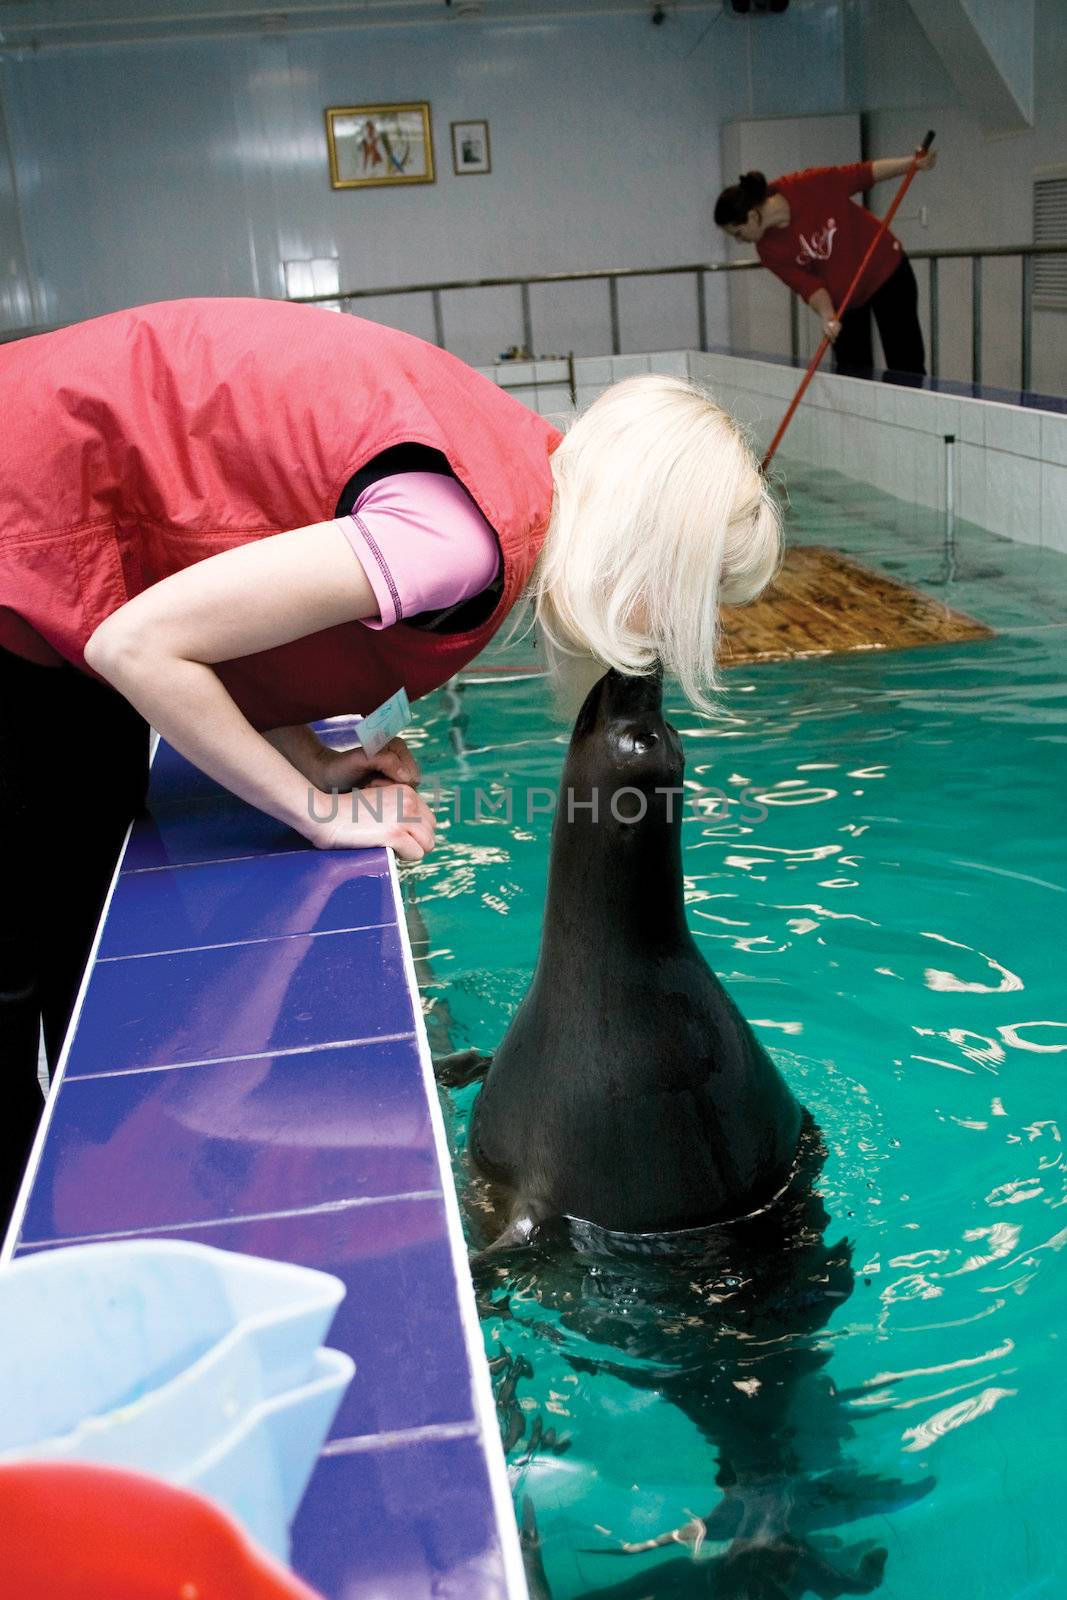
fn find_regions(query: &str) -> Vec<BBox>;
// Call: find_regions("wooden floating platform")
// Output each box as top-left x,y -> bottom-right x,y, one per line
462,544 -> 994,680
719,544 -> 994,667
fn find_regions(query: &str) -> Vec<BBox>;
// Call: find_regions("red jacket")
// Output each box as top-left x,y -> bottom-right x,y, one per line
0,299 -> 560,728
757,162 -> 903,310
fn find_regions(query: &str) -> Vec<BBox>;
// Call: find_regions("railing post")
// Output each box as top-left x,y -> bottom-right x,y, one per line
971,256 -> 982,388
520,281 -> 533,359
607,276 -> 621,356
789,291 -> 799,363
928,257 -> 939,380
942,432 -> 957,583
696,269 -> 708,353
431,288 -> 445,350
1021,253 -> 1034,393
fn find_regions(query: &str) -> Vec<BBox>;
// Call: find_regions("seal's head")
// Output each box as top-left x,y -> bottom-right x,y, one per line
563,667 -> 684,833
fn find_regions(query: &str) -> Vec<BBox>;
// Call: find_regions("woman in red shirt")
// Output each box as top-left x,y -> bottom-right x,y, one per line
714,153 -> 937,379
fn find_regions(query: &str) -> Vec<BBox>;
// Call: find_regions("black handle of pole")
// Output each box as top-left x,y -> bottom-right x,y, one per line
921,129 -> 936,151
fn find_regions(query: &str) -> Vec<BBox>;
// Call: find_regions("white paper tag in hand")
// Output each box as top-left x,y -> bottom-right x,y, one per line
355,687 -> 412,758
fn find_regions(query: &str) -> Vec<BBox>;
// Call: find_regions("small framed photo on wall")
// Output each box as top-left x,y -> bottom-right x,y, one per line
451,120 -> 491,176
325,103 -> 435,188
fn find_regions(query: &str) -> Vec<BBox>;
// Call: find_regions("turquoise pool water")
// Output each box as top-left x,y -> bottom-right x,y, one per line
405,464 -> 1067,1600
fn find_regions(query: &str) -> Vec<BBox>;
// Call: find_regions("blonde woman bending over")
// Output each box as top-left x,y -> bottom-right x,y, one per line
0,298 -> 778,1200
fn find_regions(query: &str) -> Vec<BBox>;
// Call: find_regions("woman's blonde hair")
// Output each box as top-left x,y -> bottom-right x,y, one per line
528,373 -> 780,715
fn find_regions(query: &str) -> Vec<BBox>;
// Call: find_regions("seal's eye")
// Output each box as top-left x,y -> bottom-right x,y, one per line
616,729 -> 659,756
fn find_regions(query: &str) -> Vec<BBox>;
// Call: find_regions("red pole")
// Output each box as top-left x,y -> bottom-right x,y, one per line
761,131 -> 935,472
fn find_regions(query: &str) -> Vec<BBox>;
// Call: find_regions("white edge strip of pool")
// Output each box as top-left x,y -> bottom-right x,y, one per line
387,847 -> 531,1600
1,731 -> 162,1262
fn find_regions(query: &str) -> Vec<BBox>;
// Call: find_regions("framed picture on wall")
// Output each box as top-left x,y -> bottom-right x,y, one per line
325,103 -> 435,188
450,120 -> 491,176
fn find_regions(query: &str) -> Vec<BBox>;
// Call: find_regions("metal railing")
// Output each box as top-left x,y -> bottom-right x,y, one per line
294,259 -> 759,367
907,243 -> 1065,390
293,242 -> 1067,396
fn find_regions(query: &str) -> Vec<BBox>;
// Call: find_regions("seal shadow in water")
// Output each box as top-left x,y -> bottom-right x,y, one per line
433,670 -> 934,1597
474,1130 -> 934,1600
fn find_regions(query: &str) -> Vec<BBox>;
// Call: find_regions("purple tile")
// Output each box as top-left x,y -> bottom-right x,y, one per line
20,1038 -> 439,1242
99,851 -> 393,959
148,739 -> 228,804
123,796 -> 309,872
126,733 -> 413,871
19,1202 -> 479,1441
119,739 -> 310,871
291,1436 -> 509,1600
65,924 -> 415,1076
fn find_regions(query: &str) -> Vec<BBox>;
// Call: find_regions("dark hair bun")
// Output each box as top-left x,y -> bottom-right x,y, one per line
713,170 -> 768,228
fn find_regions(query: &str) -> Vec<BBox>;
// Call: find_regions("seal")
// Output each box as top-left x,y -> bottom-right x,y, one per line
443,667 -> 805,1250
437,671 -> 926,1595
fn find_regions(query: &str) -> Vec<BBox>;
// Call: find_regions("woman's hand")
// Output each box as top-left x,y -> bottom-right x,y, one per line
307,778 -> 436,861
263,726 -> 419,793
915,148 -> 937,172
316,734 -> 420,793
808,289 -> 839,343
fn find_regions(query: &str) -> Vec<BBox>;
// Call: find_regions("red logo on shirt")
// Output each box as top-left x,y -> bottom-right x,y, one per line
796,218 -> 837,265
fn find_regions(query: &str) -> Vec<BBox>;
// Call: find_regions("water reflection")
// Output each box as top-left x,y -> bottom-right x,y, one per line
471,1121 -> 933,1599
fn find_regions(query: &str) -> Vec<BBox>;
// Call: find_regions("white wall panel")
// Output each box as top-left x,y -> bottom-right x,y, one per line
0,2 -> 850,354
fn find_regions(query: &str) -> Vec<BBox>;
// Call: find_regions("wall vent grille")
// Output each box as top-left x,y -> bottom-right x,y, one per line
1034,167 -> 1067,310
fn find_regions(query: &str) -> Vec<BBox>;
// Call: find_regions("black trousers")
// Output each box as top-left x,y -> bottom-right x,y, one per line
0,647 -> 149,1225
832,256 -> 926,383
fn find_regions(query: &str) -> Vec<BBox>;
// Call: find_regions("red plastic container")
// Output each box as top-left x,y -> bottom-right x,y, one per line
0,1461 -> 325,1600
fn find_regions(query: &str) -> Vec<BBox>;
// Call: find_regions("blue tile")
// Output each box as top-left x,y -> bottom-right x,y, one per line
126,733 -> 420,871
122,739 -> 304,872
20,1038 -> 439,1242
277,1203 -> 474,1440
65,924 -> 415,1076
147,739 -> 228,804
100,851 -> 393,959
20,1201 -> 479,1441
291,1436 -> 508,1600
123,796 -> 309,873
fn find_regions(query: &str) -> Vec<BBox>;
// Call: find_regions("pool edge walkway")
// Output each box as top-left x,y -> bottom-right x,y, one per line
2,730 -> 527,1600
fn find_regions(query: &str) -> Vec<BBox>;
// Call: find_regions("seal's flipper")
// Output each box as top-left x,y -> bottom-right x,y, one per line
432,1049 -> 493,1088
471,1215 -> 541,1266
520,1496 -> 554,1600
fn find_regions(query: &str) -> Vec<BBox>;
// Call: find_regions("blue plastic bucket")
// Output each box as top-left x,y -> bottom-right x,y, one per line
0,1240 -> 352,1553
180,1345 -> 355,1559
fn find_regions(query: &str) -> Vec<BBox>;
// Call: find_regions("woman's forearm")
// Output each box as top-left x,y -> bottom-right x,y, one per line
870,156 -> 912,183
262,723 -> 330,786
81,522 -> 435,858
90,640 -> 326,839
809,287 -> 836,322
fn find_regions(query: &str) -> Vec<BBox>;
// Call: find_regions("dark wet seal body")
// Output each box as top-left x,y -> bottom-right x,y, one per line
435,671 -> 930,1597
463,667 -> 803,1246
